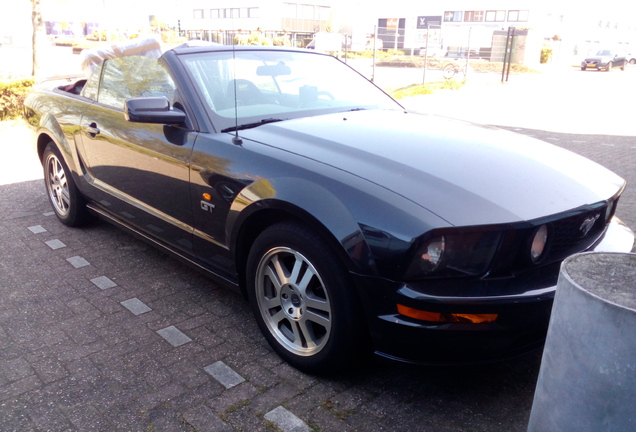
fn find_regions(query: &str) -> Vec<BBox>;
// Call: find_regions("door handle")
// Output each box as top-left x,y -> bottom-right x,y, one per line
84,123 -> 100,137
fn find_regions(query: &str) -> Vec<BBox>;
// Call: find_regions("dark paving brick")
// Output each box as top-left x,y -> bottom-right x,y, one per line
183,404 -> 234,432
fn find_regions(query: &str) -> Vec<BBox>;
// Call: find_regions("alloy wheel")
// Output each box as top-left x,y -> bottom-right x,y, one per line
254,246 -> 332,357
45,153 -> 70,217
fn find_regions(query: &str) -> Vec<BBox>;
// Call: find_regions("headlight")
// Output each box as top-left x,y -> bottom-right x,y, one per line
420,236 -> 445,273
530,224 -> 548,263
404,231 -> 502,280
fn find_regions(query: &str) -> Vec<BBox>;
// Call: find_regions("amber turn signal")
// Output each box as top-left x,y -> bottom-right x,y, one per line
202,193 -> 212,201
397,304 -> 497,324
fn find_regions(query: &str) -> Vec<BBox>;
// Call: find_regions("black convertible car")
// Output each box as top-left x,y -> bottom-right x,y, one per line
24,43 -> 634,373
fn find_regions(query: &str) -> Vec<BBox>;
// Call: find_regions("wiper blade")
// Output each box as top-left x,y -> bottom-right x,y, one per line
346,108 -> 366,112
221,118 -> 284,133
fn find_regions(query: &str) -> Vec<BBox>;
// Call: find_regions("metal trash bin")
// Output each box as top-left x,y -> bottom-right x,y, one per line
528,252 -> 636,432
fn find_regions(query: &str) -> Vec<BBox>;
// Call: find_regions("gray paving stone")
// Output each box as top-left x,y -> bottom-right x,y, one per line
156,325 -> 192,347
27,225 -> 47,234
204,361 -> 245,389
43,211 -> 55,216
66,256 -> 90,268
120,298 -> 152,315
90,276 -> 117,290
183,405 -> 233,432
44,239 -> 66,250
264,406 -> 310,432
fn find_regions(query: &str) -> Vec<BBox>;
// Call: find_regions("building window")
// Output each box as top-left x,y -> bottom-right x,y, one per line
283,3 -> 297,19
464,11 -> 483,22
210,7 -> 258,18
485,10 -> 505,22
508,10 -> 529,22
319,6 -> 330,21
301,4 -> 315,20
193,9 -> 204,19
444,11 -> 463,22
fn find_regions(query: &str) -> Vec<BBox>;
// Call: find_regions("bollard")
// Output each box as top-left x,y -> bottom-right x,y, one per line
527,252 -> 636,432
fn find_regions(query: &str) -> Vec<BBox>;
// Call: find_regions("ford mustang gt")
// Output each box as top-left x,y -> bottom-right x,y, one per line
24,43 -> 634,373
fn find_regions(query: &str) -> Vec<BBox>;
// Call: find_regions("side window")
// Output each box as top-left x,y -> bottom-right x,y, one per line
98,56 -> 176,110
81,62 -> 102,101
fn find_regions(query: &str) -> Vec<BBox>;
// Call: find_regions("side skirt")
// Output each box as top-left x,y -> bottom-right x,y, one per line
86,203 -> 242,295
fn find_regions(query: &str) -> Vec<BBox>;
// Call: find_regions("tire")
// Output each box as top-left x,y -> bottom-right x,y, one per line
606,62 -> 612,71
246,221 -> 367,374
580,66 -> 586,71
630,58 -> 636,65
43,142 -> 92,227
442,63 -> 457,79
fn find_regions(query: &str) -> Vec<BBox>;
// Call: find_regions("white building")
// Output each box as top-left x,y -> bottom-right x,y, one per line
178,0 -> 333,34
346,0 -> 636,63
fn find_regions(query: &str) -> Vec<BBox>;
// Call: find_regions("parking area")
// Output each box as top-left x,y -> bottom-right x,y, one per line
0,170 -> 542,432
1,65 -> 635,431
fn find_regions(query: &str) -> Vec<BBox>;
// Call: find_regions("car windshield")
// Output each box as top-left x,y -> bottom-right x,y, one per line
180,49 -> 402,132
595,50 -> 613,56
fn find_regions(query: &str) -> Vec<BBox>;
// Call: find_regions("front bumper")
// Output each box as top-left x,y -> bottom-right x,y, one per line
354,218 -> 634,365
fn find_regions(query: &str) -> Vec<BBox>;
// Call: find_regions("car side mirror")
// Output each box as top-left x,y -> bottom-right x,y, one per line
125,96 -> 186,125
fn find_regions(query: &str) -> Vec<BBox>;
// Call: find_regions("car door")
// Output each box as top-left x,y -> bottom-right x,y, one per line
79,56 -> 197,255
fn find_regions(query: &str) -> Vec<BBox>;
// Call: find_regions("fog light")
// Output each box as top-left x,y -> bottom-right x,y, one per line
530,225 -> 548,263
397,304 -> 497,323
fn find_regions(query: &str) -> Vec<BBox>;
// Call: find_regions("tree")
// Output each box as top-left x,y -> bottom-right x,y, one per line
31,0 -> 44,77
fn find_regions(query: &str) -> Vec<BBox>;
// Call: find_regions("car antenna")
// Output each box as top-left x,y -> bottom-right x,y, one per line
231,13 -> 242,145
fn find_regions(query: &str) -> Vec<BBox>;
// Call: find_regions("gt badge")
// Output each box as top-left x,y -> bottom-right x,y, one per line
201,200 -> 216,213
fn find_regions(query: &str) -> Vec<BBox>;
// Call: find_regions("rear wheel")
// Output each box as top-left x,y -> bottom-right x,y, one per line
246,221 -> 367,374
43,142 -> 91,226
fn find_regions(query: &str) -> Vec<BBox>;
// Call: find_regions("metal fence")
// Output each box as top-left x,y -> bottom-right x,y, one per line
182,29 -> 314,47
375,25 -> 512,61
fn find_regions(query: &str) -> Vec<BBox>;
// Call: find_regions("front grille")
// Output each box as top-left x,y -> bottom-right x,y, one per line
489,202 -> 613,278
547,208 -> 606,260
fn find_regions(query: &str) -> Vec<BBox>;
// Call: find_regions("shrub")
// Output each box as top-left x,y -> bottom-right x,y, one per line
540,46 -> 553,64
0,78 -> 35,121
234,31 -> 272,46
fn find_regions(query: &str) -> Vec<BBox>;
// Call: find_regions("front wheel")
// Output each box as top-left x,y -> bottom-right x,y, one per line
606,62 -> 613,71
43,142 -> 92,226
246,222 -> 368,374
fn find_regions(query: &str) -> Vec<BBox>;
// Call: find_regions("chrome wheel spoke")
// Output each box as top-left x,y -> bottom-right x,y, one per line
270,309 -> 287,326
290,321 -> 304,346
305,296 -> 330,314
61,188 -> 70,206
304,310 -> 330,332
262,296 -> 282,311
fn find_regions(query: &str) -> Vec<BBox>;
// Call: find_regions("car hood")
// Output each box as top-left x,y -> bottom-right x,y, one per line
241,110 -> 625,226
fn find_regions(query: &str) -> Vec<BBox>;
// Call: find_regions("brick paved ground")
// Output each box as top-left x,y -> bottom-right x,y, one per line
0,173 -> 542,432
1,66 -> 635,431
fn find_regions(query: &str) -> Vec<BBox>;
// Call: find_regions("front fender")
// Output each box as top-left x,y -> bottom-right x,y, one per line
228,177 -> 377,274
